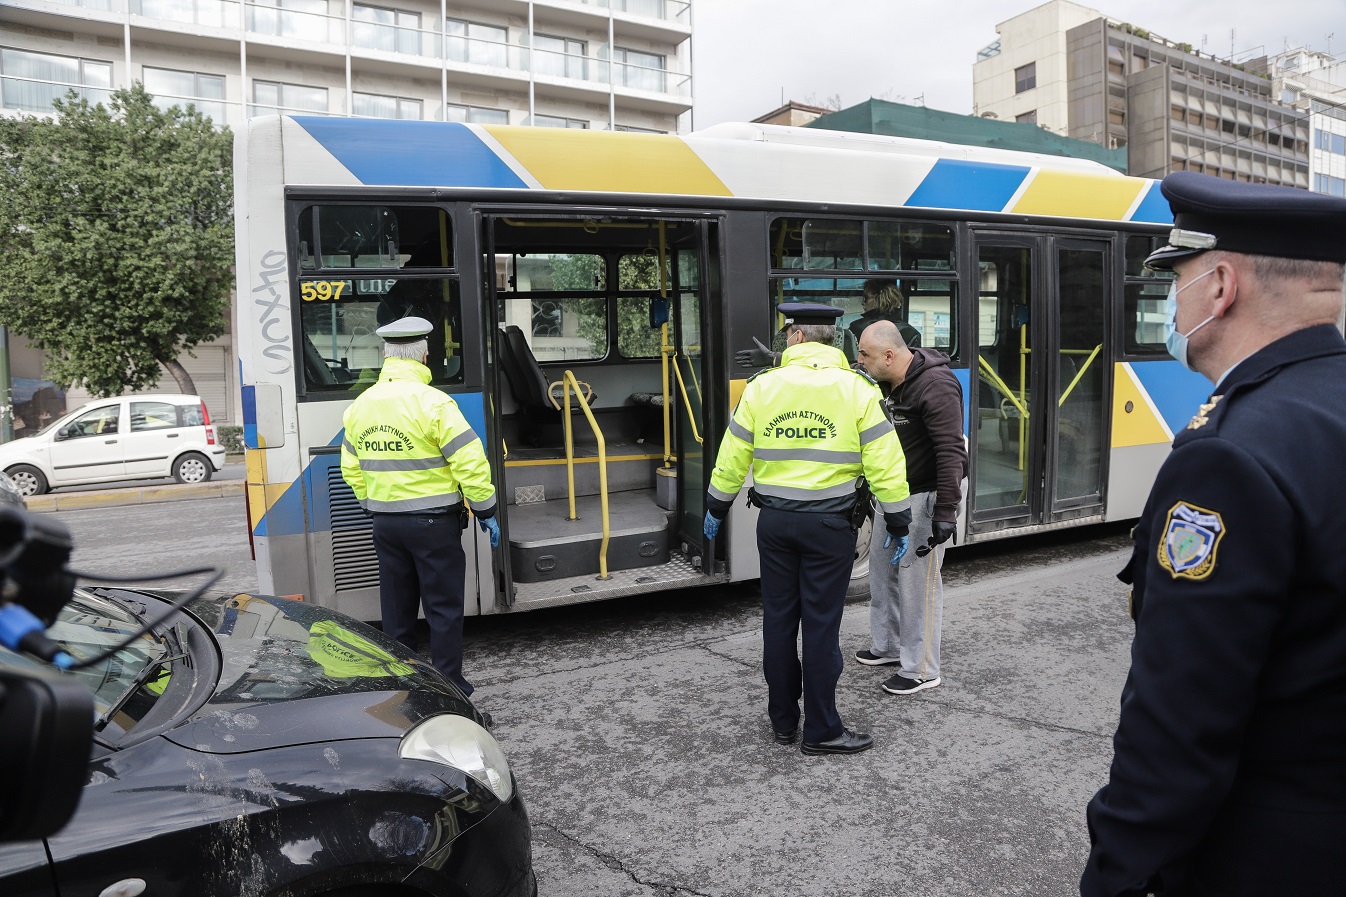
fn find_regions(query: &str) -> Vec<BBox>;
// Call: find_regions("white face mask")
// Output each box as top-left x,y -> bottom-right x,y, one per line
1164,267 -> 1218,371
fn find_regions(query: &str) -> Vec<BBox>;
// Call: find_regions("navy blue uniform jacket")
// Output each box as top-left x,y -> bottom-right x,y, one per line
1082,324 -> 1346,897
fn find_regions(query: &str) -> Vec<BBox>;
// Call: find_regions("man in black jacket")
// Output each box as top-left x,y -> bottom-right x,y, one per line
853,320 -> 967,695
1080,172 -> 1346,897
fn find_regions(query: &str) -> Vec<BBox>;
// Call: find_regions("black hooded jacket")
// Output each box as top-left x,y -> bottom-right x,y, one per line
881,348 -> 968,523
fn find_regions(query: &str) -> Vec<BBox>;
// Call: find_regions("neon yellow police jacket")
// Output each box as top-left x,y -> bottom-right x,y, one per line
340,357 -> 497,516
708,341 -> 910,520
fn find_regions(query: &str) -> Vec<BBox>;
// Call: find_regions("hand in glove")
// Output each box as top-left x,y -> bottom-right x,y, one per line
477,515 -> 500,549
930,520 -> 957,546
734,336 -> 777,370
703,511 -> 722,540
883,531 -> 909,564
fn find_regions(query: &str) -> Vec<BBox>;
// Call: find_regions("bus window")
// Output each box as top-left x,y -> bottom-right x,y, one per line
298,276 -> 464,391
1123,234 -> 1175,357
502,253 -> 607,362
978,261 -> 1002,349
297,205 -> 453,270
770,219 -> 863,271
866,221 -> 955,272
616,252 -> 673,359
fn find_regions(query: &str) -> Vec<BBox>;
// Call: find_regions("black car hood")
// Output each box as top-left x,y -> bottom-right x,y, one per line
160,592 -> 475,754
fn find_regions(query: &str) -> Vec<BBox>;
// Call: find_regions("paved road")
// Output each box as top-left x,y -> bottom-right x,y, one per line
43,495 -> 1135,896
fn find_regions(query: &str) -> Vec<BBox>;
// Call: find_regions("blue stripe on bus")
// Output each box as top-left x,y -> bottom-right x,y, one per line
953,367 -> 972,436
1128,359 -> 1212,436
292,118 -> 528,189
241,384 -> 258,449
1130,181 -> 1175,225
905,159 -> 1031,213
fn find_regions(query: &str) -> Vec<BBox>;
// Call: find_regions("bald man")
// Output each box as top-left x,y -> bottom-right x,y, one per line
853,319 -> 967,695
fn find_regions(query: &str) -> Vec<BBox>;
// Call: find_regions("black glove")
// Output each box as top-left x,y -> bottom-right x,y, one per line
929,520 -> 956,546
735,336 -> 776,370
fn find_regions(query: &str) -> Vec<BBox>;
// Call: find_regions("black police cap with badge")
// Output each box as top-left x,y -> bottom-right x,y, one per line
1145,170 -> 1346,270
776,302 -> 845,330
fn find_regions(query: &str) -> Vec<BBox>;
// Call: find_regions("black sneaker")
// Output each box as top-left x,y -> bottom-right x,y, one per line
854,649 -> 900,666
881,673 -> 941,695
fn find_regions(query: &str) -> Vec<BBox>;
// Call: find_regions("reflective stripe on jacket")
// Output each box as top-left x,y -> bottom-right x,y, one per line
340,357 -> 497,516
708,341 -> 910,514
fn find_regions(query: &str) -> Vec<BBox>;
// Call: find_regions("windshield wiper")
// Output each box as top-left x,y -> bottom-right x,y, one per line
93,639 -> 186,732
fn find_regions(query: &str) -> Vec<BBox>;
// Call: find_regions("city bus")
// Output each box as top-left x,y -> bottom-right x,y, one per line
234,116 -> 1211,621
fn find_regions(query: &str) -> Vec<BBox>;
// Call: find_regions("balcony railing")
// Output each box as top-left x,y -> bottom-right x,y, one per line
0,75 -> 114,113
132,0 -> 239,26
563,0 -> 691,25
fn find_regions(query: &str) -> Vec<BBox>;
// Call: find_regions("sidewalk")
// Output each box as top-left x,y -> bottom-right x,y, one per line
24,458 -> 245,512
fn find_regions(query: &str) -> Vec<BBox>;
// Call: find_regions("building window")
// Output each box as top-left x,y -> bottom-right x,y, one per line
533,113 -> 587,128
353,4 -> 424,56
443,102 -> 507,125
252,80 -> 328,116
138,0 -> 228,26
1314,129 -> 1346,155
533,33 -> 587,80
615,124 -> 664,133
614,47 -> 666,92
1,48 -> 112,113
446,18 -> 508,67
1314,174 -> 1346,197
249,0 -> 331,41
143,67 -> 226,122
353,92 -> 421,119
1014,61 -> 1036,93
1015,110 -> 1037,124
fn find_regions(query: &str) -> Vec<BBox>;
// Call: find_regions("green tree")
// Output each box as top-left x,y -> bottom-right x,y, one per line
0,84 -> 233,396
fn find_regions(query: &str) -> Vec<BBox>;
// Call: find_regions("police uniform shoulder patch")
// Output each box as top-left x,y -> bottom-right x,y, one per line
1157,500 -> 1226,580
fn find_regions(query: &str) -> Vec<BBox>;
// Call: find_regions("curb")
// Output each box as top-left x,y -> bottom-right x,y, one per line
26,480 -> 244,512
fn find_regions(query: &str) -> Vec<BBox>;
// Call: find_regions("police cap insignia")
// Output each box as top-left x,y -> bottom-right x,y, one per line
1145,171 -> 1346,269
1158,501 -> 1226,581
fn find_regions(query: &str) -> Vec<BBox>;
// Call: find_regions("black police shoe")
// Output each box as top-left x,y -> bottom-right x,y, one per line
773,727 -> 799,745
801,728 -> 873,756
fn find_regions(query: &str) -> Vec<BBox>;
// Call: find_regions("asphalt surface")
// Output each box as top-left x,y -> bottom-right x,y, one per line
41,488 -> 1137,896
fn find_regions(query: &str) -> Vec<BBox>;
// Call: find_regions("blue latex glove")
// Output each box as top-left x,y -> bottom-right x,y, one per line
883,532 -> 909,564
478,515 -> 500,548
703,511 -> 721,540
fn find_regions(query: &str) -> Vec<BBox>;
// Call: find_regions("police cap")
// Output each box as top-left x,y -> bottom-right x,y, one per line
375,316 -> 433,343
1145,171 -> 1346,269
777,302 -> 844,330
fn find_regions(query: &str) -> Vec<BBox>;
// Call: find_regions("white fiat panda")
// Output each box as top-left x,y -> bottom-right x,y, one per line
0,393 -> 227,495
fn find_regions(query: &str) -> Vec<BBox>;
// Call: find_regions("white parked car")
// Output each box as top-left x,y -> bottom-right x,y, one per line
0,393 -> 226,495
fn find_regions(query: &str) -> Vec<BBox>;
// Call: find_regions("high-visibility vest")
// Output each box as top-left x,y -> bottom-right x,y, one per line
340,357 -> 496,516
709,341 -> 910,515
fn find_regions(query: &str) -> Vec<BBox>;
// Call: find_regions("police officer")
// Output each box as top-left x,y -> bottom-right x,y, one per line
340,316 -> 500,699
705,303 -> 911,755
1081,173 -> 1346,897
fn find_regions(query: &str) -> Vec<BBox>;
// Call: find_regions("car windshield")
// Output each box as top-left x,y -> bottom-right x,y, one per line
46,589 -> 172,736
33,403 -> 88,438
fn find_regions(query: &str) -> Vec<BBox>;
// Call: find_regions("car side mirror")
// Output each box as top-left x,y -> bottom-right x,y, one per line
54,425 -> 73,442
0,665 -> 93,841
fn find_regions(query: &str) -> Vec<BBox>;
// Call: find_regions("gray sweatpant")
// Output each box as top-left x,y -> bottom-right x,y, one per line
867,490 -> 945,681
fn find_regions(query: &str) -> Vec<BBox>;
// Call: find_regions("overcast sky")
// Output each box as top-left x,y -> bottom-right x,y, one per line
691,0 -> 1344,129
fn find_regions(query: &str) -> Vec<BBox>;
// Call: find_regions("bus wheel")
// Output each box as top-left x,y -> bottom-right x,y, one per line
846,509 -> 872,600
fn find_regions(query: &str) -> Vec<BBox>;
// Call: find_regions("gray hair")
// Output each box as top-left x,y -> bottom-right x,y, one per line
791,323 -> 837,345
384,338 -> 428,360
1247,255 -> 1344,289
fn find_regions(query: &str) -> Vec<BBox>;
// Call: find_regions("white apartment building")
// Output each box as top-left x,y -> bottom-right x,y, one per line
1266,48 -> 1346,198
0,0 -> 693,430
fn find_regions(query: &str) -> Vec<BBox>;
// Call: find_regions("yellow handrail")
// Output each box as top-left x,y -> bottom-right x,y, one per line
977,355 -> 1028,418
560,370 -> 611,580
1059,344 -> 1102,407
670,356 -> 704,445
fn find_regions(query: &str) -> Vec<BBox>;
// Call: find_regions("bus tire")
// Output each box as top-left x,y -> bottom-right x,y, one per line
846,509 -> 873,600
172,453 -> 213,485
7,464 -> 48,497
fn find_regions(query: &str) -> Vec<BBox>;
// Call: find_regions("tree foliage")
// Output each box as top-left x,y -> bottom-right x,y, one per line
0,84 -> 233,396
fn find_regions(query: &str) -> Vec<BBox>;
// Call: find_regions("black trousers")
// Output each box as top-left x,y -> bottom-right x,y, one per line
370,512 -> 471,696
756,507 -> 856,744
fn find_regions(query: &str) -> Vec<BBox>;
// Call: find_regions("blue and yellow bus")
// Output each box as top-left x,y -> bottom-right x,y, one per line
234,117 -> 1210,620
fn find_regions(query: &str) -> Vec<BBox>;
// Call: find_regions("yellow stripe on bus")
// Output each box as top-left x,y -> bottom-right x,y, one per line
1111,362 -> 1173,448
484,127 -> 732,196
1012,170 -> 1146,221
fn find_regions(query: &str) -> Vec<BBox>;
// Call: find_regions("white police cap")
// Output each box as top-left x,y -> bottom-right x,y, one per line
375,316 -> 433,343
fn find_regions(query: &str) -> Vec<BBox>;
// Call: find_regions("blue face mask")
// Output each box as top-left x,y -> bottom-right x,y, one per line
1164,267 -> 1218,370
